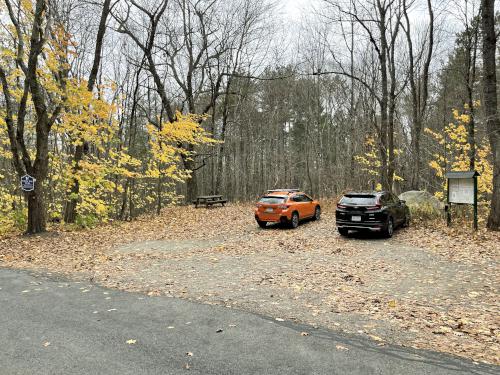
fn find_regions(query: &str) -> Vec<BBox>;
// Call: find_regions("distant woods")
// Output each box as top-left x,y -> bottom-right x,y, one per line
0,0 -> 499,233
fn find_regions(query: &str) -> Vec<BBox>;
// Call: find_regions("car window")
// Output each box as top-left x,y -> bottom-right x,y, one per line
292,194 -> 305,202
303,195 -> 313,202
378,194 -> 387,204
382,194 -> 393,205
340,195 -> 377,205
259,196 -> 286,204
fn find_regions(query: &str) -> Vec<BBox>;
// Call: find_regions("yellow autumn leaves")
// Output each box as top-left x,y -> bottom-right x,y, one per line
425,103 -> 492,200
0,4 -> 217,231
146,112 -> 219,181
354,136 -> 404,190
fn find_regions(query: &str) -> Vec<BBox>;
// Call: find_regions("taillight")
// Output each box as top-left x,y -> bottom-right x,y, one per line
337,203 -> 347,209
366,205 -> 381,211
278,204 -> 290,210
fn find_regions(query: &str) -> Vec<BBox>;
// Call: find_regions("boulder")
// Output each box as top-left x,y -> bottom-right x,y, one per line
398,190 -> 444,213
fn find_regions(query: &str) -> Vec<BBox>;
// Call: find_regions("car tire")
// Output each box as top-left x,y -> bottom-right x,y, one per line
338,228 -> 349,236
313,206 -> 321,221
402,213 -> 410,228
290,212 -> 299,229
384,217 -> 394,238
257,220 -> 267,229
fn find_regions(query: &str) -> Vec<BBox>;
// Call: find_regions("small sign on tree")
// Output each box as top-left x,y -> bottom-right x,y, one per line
21,175 -> 36,192
445,171 -> 480,230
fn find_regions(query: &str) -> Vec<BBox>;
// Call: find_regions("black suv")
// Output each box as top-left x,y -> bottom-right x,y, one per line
335,191 -> 410,237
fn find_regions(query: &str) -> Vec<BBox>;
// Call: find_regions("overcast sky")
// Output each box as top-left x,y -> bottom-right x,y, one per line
283,0 -> 314,21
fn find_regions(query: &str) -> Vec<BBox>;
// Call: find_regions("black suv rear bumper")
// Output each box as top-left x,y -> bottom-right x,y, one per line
336,220 -> 386,232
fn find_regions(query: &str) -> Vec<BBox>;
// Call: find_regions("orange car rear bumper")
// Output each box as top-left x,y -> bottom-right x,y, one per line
255,211 -> 291,223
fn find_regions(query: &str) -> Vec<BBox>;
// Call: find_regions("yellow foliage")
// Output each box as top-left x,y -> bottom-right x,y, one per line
0,9 -> 218,231
425,104 -> 492,201
146,112 -> 218,181
354,136 -> 404,187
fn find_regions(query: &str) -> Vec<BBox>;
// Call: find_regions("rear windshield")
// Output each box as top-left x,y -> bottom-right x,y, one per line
340,195 -> 377,205
259,196 -> 286,204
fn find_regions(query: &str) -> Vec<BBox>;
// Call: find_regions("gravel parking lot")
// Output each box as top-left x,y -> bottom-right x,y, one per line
1,204 -> 498,364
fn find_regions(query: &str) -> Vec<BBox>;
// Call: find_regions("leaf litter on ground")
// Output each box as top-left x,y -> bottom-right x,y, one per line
0,203 -> 498,365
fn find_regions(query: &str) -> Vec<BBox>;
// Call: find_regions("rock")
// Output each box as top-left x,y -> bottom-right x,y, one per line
398,191 -> 444,213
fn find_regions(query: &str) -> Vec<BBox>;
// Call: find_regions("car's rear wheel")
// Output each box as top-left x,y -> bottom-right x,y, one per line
290,212 -> 299,229
257,220 -> 267,229
384,217 -> 394,238
338,227 -> 349,236
313,206 -> 321,221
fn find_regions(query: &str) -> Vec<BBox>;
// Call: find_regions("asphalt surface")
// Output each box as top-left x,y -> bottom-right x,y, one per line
0,268 -> 497,375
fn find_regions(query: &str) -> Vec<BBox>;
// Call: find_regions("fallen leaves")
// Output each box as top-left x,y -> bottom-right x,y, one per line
335,344 -> 349,351
433,326 -> 453,335
0,204 -> 498,365
369,335 -> 384,342
126,339 -> 137,345
43,341 -> 50,347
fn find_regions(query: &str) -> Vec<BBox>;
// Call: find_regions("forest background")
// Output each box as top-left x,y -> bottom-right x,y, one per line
0,0 -> 499,234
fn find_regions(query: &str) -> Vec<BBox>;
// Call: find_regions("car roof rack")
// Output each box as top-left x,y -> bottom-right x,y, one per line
267,189 -> 300,193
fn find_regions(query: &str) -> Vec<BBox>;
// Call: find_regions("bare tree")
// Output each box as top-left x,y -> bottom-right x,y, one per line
481,0 -> 500,230
322,0 -> 404,191
402,0 -> 434,189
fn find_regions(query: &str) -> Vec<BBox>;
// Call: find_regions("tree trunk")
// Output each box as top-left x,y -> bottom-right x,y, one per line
183,143 -> 198,202
404,0 -> 434,190
378,3 -> 391,191
466,21 -> 479,170
63,0 -> 112,223
26,183 -> 46,234
481,0 -> 500,230
185,168 -> 198,203
63,144 -> 83,223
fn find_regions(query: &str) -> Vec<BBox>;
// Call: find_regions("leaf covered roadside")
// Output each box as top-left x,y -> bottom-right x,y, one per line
0,204 -> 498,365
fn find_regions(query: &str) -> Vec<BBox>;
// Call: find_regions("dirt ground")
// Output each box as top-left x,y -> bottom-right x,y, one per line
0,203 -> 498,365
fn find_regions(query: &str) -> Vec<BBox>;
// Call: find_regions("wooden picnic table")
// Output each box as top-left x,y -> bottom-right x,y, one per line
193,195 -> 227,208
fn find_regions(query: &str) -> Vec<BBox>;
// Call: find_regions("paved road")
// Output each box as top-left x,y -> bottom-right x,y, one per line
0,268 -> 497,375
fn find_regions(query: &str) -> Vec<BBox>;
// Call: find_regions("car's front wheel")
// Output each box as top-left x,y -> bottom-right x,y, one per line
402,213 -> 410,228
290,212 -> 299,229
313,206 -> 321,221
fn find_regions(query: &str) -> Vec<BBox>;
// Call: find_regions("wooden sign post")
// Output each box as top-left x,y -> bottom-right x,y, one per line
445,171 -> 480,230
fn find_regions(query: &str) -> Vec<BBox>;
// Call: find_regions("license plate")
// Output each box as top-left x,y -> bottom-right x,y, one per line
265,208 -> 273,213
352,215 -> 362,222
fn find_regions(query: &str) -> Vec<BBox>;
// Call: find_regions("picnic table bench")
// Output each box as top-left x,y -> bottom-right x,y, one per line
193,195 -> 227,208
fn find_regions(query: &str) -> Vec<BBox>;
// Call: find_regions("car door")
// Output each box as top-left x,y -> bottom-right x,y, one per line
291,194 -> 307,218
381,193 -> 396,220
302,194 -> 315,217
385,193 -> 401,224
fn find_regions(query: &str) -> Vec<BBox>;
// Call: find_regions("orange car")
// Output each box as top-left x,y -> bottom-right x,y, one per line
254,189 -> 321,229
